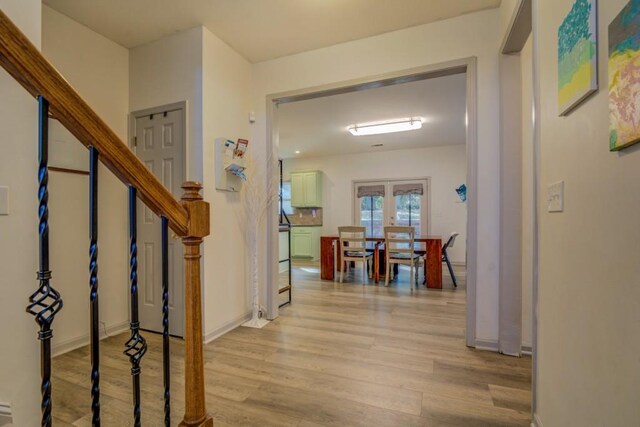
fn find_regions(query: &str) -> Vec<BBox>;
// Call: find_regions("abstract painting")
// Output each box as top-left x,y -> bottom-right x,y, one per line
558,0 -> 598,116
609,0 -> 640,151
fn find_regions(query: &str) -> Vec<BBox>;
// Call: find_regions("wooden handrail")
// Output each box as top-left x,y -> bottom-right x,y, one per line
2,9 -> 214,426
0,9 -> 188,236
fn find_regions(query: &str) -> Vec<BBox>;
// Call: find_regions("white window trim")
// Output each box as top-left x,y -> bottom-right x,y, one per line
352,177 -> 432,235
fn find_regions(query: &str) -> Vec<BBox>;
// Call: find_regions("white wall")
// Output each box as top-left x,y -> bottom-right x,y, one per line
498,50 -> 524,355
129,26 -> 204,182
252,9 -> 502,342
201,27 -> 253,339
42,5 -> 130,354
0,1 -> 42,425
520,35 -> 533,350
536,0 -> 640,425
283,145 -> 467,263
130,26 -> 253,340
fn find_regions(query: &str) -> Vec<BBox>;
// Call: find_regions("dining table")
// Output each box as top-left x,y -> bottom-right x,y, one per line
320,235 -> 443,289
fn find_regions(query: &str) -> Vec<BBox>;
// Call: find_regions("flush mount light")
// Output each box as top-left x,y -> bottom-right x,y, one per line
294,150 -> 301,154
348,118 -> 423,136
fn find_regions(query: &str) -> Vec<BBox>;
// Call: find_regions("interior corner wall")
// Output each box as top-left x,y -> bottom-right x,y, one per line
536,0 -> 640,425
42,5 -> 130,354
252,8 -> 502,343
520,35 -> 534,350
129,26 -> 204,183
282,145 -> 468,263
201,27 -> 252,339
0,1 -> 42,425
499,51 -> 524,356
129,26 -> 252,340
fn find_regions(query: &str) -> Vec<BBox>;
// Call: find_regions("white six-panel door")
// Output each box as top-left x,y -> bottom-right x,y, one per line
134,109 -> 184,337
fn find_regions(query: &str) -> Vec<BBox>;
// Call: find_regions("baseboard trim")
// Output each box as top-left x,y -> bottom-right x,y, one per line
475,340 -> 533,356
474,339 -> 499,352
0,401 -> 12,427
203,311 -> 252,344
531,413 -> 543,427
52,320 -> 130,357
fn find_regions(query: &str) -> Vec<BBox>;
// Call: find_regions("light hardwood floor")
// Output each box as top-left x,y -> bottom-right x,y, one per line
52,264 -> 531,426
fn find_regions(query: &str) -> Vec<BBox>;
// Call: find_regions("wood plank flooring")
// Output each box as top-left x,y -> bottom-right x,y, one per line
52,264 -> 531,426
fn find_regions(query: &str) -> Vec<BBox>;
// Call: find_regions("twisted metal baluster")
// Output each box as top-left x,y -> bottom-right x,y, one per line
161,216 -> 171,426
124,186 -> 147,427
26,96 -> 63,427
88,146 -> 100,425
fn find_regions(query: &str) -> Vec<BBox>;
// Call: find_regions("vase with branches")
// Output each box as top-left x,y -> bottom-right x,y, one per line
238,147 -> 279,328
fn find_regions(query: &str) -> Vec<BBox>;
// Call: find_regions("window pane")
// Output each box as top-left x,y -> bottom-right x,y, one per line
283,200 -> 293,215
360,196 -> 384,237
395,194 -> 421,236
282,181 -> 291,200
280,181 -> 293,215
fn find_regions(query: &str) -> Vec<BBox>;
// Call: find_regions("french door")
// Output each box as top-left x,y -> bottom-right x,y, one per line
353,179 -> 429,237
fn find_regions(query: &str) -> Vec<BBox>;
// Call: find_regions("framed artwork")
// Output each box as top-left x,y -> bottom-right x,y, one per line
558,0 -> 598,116
609,0 -> 640,151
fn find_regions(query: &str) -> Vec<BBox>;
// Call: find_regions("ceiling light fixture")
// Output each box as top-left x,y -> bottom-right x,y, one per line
348,118 -> 423,136
295,150 -> 301,154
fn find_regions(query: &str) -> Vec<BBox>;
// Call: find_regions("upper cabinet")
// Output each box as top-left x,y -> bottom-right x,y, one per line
290,173 -> 305,207
290,171 -> 322,207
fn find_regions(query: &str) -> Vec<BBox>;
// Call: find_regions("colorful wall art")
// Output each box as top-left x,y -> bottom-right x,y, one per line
558,0 -> 598,115
609,0 -> 640,151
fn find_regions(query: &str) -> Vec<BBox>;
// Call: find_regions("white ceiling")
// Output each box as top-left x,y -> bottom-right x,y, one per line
42,0 -> 501,63
278,73 -> 467,159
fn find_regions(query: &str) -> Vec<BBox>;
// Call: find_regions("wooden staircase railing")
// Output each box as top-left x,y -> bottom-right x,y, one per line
1,9 -> 213,427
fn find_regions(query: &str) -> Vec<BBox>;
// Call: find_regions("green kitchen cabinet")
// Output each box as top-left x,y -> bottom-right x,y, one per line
290,171 -> 322,207
290,173 -> 305,207
291,227 -> 321,260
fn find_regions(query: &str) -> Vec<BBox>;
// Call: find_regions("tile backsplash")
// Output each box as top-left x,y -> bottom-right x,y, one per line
289,207 -> 323,226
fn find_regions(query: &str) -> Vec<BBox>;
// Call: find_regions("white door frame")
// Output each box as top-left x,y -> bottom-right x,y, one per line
264,58 -> 479,347
128,101 -> 188,335
501,0 -> 536,418
129,101 -> 188,155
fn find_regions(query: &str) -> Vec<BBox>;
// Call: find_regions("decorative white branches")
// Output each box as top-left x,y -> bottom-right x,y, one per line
238,146 -> 279,328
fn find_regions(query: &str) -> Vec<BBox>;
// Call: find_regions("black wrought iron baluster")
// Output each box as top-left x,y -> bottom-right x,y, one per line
161,216 -> 171,426
124,186 -> 147,427
88,146 -> 100,425
26,96 -> 63,427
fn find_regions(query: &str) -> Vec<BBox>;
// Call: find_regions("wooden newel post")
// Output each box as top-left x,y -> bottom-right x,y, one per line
179,181 -> 214,427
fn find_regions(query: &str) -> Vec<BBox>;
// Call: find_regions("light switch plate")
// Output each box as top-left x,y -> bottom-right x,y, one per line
547,181 -> 564,212
0,187 -> 8,215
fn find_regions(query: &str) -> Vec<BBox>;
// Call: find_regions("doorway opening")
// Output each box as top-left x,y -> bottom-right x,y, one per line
265,58 -> 478,347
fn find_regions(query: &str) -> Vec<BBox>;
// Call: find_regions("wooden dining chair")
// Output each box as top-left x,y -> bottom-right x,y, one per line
338,226 -> 373,285
384,226 -> 423,288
